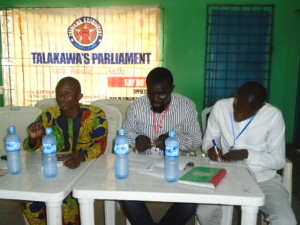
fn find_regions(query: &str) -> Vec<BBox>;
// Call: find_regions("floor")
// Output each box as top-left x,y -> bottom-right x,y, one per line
1,148 -> 299,225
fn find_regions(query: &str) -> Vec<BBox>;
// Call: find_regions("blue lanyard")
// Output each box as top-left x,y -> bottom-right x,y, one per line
230,112 -> 256,150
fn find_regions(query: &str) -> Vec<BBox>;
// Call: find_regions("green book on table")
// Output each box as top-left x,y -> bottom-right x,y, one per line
179,167 -> 227,189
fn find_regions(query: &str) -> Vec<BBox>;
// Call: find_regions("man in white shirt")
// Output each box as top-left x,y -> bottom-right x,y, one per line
120,67 -> 202,225
197,81 -> 297,225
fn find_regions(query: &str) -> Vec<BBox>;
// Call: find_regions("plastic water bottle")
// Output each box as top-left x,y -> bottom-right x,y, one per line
164,130 -> 180,182
42,127 -> 57,178
5,126 -> 22,174
114,129 -> 129,179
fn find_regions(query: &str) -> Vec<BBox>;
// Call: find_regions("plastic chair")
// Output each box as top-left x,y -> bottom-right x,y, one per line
34,98 -> 57,110
90,103 -> 122,155
201,106 -> 212,133
260,158 -> 293,225
0,106 -> 42,156
91,99 -> 131,123
0,107 -> 42,225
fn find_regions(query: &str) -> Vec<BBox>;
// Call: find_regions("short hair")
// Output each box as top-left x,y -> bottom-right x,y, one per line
146,67 -> 174,87
56,76 -> 81,93
236,81 -> 267,107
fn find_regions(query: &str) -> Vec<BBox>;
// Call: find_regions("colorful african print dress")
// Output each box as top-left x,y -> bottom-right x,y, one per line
22,104 -> 108,225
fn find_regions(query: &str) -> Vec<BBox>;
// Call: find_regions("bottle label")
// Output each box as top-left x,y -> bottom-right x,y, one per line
165,145 -> 179,157
6,140 -> 21,152
114,144 -> 129,155
43,143 -> 57,154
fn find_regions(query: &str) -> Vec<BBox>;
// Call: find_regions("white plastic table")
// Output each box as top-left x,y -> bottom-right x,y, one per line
73,154 -> 265,225
0,151 -> 95,225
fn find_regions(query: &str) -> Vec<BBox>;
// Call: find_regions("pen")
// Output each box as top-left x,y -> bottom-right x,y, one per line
212,139 -> 221,161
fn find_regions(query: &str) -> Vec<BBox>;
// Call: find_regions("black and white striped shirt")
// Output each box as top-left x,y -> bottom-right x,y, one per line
123,92 -> 202,154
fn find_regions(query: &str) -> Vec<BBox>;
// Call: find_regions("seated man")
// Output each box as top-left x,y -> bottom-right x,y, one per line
22,77 -> 108,225
197,81 -> 297,225
120,67 -> 202,225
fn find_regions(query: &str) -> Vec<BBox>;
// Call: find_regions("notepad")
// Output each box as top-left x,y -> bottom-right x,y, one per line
179,166 -> 227,189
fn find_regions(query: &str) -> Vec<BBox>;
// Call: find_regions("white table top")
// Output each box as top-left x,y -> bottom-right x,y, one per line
0,151 -> 95,202
73,154 -> 265,206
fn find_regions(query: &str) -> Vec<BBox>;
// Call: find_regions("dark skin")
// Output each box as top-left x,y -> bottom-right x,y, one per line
135,80 -> 175,152
28,79 -> 85,169
208,93 -> 262,162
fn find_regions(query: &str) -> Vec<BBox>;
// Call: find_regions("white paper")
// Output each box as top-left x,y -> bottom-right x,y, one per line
209,160 -> 255,178
129,153 -> 196,178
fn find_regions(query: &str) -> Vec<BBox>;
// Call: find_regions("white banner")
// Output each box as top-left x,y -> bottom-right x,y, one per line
8,7 -> 161,106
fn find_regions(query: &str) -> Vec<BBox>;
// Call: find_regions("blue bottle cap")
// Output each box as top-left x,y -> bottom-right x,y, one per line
45,128 -> 52,135
168,130 -> 176,137
119,129 -> 126,135
8,126 -> 16,133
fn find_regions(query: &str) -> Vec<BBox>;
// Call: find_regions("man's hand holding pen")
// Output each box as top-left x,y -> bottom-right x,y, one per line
208,146 -> 223,161
208,139 -> 223,161
208,147 -> 249,162
208,139 -> 249,162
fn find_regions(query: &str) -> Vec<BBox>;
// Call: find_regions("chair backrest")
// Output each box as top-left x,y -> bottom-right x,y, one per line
34,98 -> 57,110
201,106 -> 212,133
0,106 -> 42,155
91,99 -> 131,123
90,103 -> 122,154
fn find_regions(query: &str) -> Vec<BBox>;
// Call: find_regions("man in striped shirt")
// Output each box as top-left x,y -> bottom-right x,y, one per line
123,67 -> 202,156
120,67 -> 202,225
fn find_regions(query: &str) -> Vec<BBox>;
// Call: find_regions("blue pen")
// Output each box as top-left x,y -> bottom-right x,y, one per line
212,139 -> 221,161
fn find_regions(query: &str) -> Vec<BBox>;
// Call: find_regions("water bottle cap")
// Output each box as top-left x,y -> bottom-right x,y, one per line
45,128 -> 52,134
119,129 -> 126,135
168,130 -> 176,137
8,126 -> 16,133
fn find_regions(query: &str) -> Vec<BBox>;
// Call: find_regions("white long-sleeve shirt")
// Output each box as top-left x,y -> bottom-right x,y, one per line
123,92 -> 202,154
202,98 -> 286,183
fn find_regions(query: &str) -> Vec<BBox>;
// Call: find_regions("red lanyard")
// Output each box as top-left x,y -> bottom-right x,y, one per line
153,103 -> 170,140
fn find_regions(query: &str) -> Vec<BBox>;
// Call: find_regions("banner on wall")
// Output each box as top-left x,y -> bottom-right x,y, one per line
10,7 -> 161,106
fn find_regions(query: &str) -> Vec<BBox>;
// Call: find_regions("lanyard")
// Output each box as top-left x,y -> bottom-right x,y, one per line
153,103 -> 170,140
230,112 -> 255,150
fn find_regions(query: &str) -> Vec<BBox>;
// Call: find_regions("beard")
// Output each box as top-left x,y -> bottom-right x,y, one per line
151,102 -> 166,113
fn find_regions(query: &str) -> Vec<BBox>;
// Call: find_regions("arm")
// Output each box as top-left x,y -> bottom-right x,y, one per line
245,111 -> 286,170
176,101 -> 202,152
123,102 -> 148,149
202,104 -> 221,154
65,108 -> 108,169
75,108 -> 108,161
23,116 -> 44,151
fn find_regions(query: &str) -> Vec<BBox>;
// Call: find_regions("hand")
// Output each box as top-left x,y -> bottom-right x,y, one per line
207,147 -> 223,161
28,121 -> 44,139
63,152 -> 85,169
28,122 -> 45,148
135,135 -> 152,152
155,133 -> 169,151
221,149 -> 248,162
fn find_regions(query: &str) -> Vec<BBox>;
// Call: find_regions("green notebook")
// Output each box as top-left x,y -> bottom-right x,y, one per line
179,166 -> 227,189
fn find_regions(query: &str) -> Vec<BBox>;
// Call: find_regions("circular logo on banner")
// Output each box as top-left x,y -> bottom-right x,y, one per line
68,17 -> 103,51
